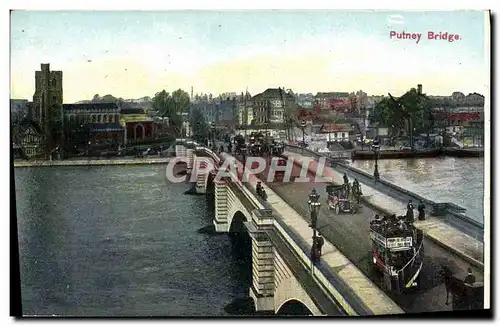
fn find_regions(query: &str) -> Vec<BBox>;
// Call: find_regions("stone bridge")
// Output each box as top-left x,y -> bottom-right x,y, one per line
174,139 -> 404,316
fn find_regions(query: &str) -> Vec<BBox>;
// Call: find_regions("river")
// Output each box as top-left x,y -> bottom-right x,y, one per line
14,165 -> 251,316
349,157 -> 485,223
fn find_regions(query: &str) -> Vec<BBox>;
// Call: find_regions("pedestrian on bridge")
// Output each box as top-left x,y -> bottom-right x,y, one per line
417,200 -> 426,221
260,189 -> 268,201
256,182 -> 263,196
406,200 -> 415,223
464,268 -> 476,285
316,232 -> 325,257
311,236 -> 320,264
343,173 -> 349,185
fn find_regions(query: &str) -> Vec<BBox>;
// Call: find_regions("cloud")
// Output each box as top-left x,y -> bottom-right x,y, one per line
387,14 -> 405,25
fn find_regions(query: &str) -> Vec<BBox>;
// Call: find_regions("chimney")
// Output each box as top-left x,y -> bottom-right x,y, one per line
417,84 -> 422,95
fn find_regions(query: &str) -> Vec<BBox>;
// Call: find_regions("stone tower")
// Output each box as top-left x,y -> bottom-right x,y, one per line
32,63 -> 63,152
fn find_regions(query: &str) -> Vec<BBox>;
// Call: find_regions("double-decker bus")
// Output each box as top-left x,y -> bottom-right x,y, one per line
370,215 -> 424,293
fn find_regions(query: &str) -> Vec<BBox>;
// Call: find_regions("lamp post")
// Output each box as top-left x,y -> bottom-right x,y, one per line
372,138 -> 380,181
300,120 -> 307,153
210,121 -> 216,147
308,188 -> 321,267
308,188 -> 321,237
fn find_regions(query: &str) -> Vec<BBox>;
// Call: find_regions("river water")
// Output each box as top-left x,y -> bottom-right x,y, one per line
349,157 -> 485,223
14,165 -> 251,316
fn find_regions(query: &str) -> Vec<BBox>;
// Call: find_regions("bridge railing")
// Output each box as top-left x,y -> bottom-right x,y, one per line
195,144 -> 375,316
284,144 -> 484,242
286,144 -> 351,160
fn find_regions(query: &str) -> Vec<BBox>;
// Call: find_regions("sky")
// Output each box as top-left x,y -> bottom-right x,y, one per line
10,10 -> 488,103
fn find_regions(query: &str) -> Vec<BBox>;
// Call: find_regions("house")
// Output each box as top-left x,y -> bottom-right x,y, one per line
251,88 -> 295,125
120,108 -> 155,145
318,123 -> 354,142
19,119 -> 44,158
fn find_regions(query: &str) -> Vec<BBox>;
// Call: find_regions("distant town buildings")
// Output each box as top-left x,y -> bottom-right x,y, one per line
296,93 -> 314,109
63,102 -> 121,124
236,91 -> 253,127
11,63 -> 487,158
251,88 -> 296,125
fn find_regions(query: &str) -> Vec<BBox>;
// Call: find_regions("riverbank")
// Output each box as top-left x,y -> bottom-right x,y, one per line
443,147 -> 484,158
352,147 -> 484,160
14,157 -> 175,167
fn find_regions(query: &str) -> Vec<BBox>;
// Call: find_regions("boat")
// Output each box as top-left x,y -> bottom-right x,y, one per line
443,147 -> 484,158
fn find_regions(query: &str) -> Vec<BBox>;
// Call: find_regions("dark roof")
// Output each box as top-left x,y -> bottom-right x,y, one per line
320,123 -> 353,133
252,88 -> 294,100
315,92 -> 350,98
120,108 -> 145,114
19,118 -> 43,134
87,123 -> 124,132
63,103 -> 118,110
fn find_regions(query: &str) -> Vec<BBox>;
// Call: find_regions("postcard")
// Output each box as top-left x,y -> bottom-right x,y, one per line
10,9 -> 490,317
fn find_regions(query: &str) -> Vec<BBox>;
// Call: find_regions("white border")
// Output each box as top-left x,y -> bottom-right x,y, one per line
3,1 -> 496,325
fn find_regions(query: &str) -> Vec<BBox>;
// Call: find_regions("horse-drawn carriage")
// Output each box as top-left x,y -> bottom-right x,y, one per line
326,184 -> 357,214
270,140 -> 284,156
234,135 -> 247,155
441,267 -> 484,310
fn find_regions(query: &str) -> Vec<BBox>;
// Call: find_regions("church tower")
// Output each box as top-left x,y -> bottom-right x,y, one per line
32,63 -> 63,154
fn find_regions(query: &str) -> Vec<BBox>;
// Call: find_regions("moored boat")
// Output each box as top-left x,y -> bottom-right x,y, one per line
352,148 -> 443,160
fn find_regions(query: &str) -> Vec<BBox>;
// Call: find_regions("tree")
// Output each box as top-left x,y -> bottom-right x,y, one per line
189,107 -> 209,142
370,88 -> 435,137
171,89 -> 190,116
153,90 -> 180,132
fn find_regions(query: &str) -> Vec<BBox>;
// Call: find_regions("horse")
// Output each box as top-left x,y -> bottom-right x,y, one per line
352,182 -> 362,204
440,266 -> 468,308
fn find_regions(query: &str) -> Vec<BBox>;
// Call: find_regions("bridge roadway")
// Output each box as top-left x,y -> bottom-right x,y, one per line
231,153 -> 483,314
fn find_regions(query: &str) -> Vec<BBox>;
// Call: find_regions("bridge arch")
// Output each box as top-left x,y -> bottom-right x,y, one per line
203,155 -> 219,193
227,210 -> 253,290
206,172 -> 215,195
205,169 -> 216,196
226,203 -> 252,235
273,254 -> 323,316
276,299 -> 314,316
229,210 -> 248,234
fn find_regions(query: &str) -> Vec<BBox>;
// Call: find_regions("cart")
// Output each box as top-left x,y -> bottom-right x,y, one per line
326,184 -> 357,214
